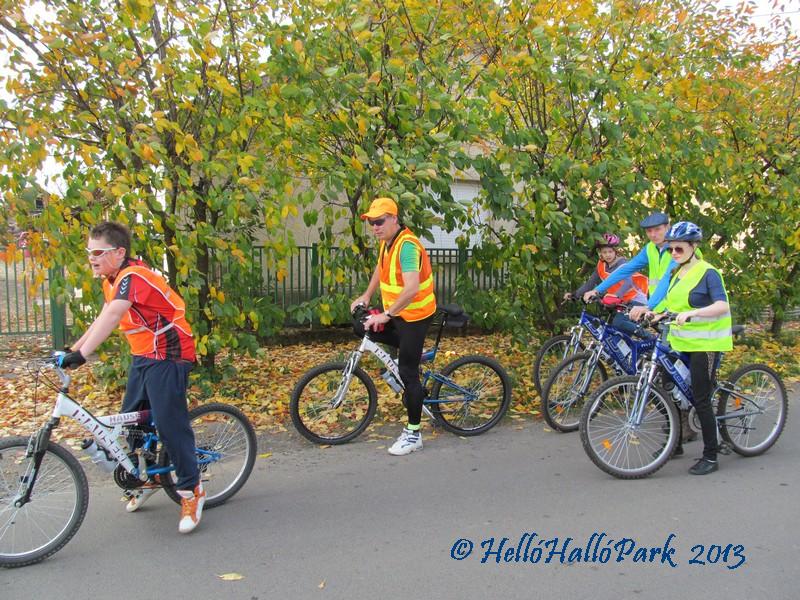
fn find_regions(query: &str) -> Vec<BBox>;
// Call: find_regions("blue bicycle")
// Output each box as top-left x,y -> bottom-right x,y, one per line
579,314 -> 788,479
531,298 -> 591,396
532,296 -> 641,396
541,298 -> 654,432
290,304 -> 511,444
0,355 -> 257,567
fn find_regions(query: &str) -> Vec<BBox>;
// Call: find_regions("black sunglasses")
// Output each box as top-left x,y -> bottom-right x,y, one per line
668,246 -> 686,254
368,217 -> 388,227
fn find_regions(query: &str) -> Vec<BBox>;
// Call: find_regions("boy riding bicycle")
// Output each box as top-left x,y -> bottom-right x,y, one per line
57,221 -> 205,533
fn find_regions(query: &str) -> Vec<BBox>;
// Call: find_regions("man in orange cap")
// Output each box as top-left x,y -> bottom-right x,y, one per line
350,197 -> 437,455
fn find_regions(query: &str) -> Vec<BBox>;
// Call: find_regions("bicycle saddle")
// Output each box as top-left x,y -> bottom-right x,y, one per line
439,304 -> 464,317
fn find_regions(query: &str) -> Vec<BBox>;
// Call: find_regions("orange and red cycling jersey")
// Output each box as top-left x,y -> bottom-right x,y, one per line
102,258 -> 196,361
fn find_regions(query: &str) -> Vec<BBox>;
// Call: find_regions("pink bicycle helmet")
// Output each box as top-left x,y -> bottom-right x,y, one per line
595,233 -> 620,248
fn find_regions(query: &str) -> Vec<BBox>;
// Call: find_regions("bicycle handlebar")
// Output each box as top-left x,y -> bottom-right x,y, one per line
30,352 -> 72,388
352,303 -> 370,323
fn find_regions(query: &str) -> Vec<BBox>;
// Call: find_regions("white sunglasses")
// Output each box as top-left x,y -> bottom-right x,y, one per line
85,247 -> 118,257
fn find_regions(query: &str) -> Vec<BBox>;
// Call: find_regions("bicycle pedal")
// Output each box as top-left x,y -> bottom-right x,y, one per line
718,442 -> 732,456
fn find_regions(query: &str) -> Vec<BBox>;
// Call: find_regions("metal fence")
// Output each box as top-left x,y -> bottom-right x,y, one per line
211,245 -> 508,309
3,245 -> 507,347
0,256 -> 66,346
10,242 -> 795,347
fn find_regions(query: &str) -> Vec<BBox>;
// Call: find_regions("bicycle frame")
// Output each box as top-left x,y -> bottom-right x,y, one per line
577,306 -> 655,376
18,362 -> 224,506
628,321 -> 768,430
334,313 -> 475,418
555,309 -> 600,363
27,367 -> 143,477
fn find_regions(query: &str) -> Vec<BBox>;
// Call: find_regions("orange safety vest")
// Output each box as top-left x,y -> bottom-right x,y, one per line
378,228 -> 436,322
102,265 -> 194,357
597,261 -> 648,303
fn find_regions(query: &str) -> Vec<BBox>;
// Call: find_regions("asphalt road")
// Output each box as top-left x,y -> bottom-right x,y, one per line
2,391 -> 798,600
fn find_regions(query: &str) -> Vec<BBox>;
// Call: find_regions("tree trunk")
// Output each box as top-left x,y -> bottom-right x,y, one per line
193,199 -> 215,371
771,262 -> 799,336
770,311 -> 783,336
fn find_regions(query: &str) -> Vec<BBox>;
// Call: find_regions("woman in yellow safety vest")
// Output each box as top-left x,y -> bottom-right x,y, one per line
641,221 -> 732,476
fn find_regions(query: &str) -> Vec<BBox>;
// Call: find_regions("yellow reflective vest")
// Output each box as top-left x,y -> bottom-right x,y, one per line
378,228 -> 436,322
665,260 -> 733,352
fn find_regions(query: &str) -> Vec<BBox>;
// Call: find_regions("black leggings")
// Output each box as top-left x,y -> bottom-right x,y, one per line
687,351 -> 721,460
354,315 -> 433,426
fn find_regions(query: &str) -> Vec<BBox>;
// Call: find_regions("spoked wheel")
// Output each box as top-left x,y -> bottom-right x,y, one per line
716,364 -> 788,457
0,437 -> 89,568
579,376 -> 679,479
290,362 -> 377,445
532,334 -> 583,396
428,355 -> 511,436
161,403 -> 257,508
541,352 -> 608,432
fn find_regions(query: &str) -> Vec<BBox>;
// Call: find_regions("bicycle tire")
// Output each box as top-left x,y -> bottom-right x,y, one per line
541,352 -> 608,432
161,403 -> 257,508
716,363 -> 788,457
290,361 -> 378,444
0,437 -> 89,568
579,376 -> 679,479
532,334 -> 584,396
428,355 -> 511,436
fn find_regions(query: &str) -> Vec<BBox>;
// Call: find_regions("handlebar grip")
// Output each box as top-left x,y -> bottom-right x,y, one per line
352,305 -> 369,322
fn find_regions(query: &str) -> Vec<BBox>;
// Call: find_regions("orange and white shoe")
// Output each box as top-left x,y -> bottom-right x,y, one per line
125,476 -> 162,513
177,482 -> 206,534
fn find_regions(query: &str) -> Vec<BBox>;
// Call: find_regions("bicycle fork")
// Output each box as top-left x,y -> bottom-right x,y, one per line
12,419 -> 58,508
568,327 -> 584,359
631,360 -> 659,427
576,345 -> 602,397
331,348 -> 365,409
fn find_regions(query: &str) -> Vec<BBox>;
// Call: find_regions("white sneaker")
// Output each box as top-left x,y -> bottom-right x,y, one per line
125,476 -> 162,513
388,428 -> 423,456
177,482 -> 206,534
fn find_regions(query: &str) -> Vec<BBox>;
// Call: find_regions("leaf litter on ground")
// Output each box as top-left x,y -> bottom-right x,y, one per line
2,327 -> 798,440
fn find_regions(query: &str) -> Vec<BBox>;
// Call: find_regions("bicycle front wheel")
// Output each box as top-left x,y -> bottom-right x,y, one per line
579,376 -> 679,479
532,334 -> 583,396
542,352 -> 608,432
161,403 -> 257,508
429,355 -> 511,436
0,437 -> 88,568
290,362 -> 377,444
717,364 -> 788,457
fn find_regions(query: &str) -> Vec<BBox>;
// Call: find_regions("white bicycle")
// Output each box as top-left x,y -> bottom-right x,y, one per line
0,354 -> 256,567
290,304 -> 512,444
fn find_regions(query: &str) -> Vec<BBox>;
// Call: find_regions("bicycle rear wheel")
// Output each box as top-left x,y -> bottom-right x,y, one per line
579,376 -> 679,479
290,362 -> 378,444
532,334 -> 583,396
0,437 -> 88,568
428,355 -> 511,436
717,364 -> 788,457
161,403 -> 257,508
541,352 -> 608,432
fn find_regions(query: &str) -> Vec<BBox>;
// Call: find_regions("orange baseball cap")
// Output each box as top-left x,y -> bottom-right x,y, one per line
360,197 -> 398,220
